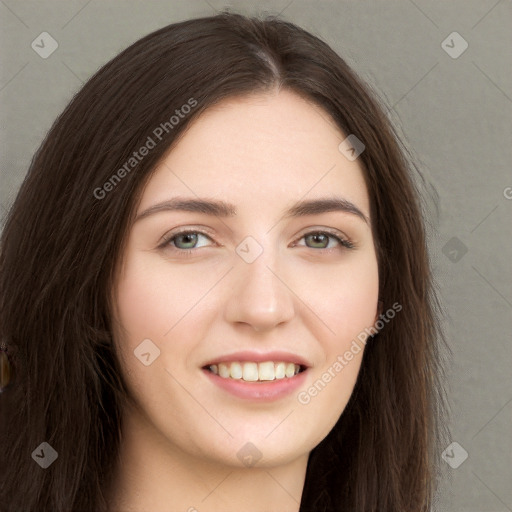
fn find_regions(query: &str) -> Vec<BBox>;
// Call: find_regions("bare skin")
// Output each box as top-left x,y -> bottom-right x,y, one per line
107,88 -> 379,512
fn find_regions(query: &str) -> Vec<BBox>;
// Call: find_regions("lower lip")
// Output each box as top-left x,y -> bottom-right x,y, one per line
202,368 -> 308,401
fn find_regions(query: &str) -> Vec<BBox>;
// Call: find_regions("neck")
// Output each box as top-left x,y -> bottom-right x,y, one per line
106,403 -> 308,512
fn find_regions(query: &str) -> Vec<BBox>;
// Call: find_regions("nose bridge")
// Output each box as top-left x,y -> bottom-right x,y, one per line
225,235 -> 295,331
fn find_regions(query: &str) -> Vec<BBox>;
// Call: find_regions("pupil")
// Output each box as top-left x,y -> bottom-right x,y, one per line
180,233 -> 196,248
310,234 -> 327,248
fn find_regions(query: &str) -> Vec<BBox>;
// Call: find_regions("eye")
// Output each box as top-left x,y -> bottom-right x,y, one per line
159,230 -> 214,255
295,230 -> 354,251
158,228 -> 354,256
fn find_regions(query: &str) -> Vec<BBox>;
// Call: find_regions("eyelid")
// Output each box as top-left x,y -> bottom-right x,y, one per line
295,225 -> 351,242
158,225 -> 355,252
293,227 -> 355,250
157,225 -> 216,246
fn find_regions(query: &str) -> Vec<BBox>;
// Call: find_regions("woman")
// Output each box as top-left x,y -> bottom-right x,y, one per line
0,12 -> 449,512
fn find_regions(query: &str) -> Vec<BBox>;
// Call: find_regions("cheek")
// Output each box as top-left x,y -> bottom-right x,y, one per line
112,255 -> 182,384
112,253 -> 217,391
335,262 -> 379,340
114,253 -> 196,345
304,250 -> 380,348
293,253 -> 378,429
111,258 -> 195,430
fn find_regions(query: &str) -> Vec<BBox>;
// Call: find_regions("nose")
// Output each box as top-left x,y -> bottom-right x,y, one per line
224,245 -> 295,333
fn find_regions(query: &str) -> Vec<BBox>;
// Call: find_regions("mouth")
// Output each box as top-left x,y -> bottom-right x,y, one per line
203,361 -> 307,382
201,351 -> 310,400
201,350 -> 311,403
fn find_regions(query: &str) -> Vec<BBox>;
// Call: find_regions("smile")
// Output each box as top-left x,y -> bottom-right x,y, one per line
201,351 -> 310,400
205,361 -> 305,382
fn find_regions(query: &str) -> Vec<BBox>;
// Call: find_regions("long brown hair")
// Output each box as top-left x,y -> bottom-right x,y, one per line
0,12 -> 449,511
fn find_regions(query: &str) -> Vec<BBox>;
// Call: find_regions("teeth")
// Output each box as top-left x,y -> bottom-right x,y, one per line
218,363 -> 230,378
242,362 -> 258,381
275,362 -> 286,379
258,361 -> 275,381
208,361 -> 302,381
285,363 -> 296,378
230,362 -> 243,379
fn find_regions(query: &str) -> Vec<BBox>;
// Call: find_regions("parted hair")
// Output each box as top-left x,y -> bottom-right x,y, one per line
0,12 -> 449,511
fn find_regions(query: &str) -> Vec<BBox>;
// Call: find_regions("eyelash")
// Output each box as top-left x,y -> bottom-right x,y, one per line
158,228 -> 355,257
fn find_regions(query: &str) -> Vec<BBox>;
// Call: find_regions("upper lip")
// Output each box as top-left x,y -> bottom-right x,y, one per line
202,350 -> 311,368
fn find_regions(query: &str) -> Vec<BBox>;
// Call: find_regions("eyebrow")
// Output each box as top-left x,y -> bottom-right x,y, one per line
134,196 -> 369,225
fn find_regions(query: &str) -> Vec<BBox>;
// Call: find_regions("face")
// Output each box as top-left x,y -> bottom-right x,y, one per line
112,89 -> 379,469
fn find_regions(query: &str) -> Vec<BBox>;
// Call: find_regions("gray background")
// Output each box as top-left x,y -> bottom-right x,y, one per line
1,1 -> 511,510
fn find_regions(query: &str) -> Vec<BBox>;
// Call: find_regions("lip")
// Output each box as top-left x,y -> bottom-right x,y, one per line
202,366 -> 309,401
201,350 -> 311,402
201,350 -> 311,368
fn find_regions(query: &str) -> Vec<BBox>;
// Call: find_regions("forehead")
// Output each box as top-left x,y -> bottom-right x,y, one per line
137,89 -> 370,218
